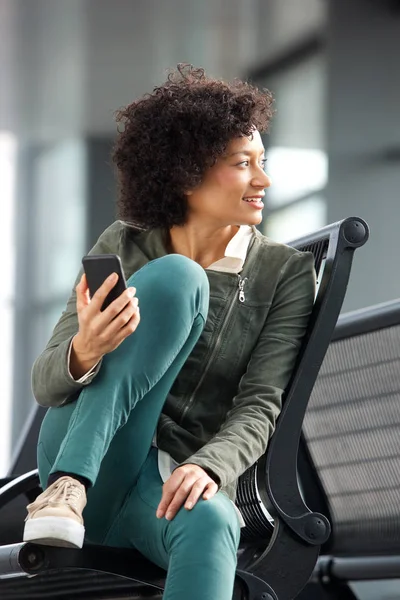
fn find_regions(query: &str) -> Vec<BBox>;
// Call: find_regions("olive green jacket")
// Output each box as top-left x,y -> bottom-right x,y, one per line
32,221 -> 315,502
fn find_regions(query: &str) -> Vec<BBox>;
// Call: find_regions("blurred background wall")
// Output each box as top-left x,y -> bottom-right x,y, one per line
0,0 -> 399,484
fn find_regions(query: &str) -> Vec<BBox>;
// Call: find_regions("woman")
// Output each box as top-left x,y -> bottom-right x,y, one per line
23,64 -> 315,600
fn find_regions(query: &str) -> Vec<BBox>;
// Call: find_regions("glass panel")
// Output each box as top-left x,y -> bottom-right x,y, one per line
266,146 -> 327,208
0,132 -> 17,299
256,0 -> 327,62
32,140 -> 87,302
267,53 -> 327,150
264,196 -> 327,243
260,52 -> 327,209
0,131 -> 16,476
0,305 -> 14,476
350,580 -> 400,600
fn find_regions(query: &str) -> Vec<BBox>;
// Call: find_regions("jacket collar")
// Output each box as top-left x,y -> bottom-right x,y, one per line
127,223 -> 262,268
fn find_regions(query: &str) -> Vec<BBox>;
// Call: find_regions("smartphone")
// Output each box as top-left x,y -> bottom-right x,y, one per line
82,254 -> 127,311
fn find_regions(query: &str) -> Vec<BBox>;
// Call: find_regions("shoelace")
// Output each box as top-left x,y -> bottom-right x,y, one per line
28,477 -> 84,518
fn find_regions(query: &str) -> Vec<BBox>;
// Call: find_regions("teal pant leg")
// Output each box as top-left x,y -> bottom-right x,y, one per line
37,254 -> 209,543
106,448 -> 241,600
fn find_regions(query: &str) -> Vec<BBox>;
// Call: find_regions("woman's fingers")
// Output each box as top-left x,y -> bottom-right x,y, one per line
157,465 -> 218,521
163,477 -> 214,520
189,480 -> 218,506
101,296 -> 140,340
93,286 -> 137,332
74,271 -> 141,361
157,470 -> 186,520
102,286 -> 137,321
88,273 -> 120,313
85,277 -> 138,332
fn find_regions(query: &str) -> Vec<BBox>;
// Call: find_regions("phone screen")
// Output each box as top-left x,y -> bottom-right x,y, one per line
82,254 -> 127,311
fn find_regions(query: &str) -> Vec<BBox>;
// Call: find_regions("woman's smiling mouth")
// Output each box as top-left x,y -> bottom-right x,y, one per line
242,196 -> 264,209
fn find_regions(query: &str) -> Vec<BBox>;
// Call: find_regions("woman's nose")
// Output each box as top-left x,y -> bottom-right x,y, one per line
263,173 -> 272,188
253,172 -> 272,189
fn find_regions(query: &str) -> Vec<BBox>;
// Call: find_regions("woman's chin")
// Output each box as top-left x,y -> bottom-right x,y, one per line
246,212 -> 263,226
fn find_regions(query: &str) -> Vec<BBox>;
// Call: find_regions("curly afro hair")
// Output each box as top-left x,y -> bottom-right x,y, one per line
112,64 -> 274,229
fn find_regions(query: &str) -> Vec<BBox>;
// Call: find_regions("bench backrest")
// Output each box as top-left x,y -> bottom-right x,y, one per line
303,299 -> 400,555
237,217 -> 370,544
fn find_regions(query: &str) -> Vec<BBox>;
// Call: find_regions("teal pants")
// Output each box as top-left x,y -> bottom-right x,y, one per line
37,255 -> 241,600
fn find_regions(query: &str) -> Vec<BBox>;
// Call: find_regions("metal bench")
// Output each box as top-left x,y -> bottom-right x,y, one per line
0,217 -> 369,600
302,298 -> 400,599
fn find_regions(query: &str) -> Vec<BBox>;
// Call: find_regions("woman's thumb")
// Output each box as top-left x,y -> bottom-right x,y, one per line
76,273 -> 90,307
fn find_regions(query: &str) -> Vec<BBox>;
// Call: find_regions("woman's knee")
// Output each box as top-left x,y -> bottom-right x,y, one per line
172,494 -> 241,550
128,255 -> 210,320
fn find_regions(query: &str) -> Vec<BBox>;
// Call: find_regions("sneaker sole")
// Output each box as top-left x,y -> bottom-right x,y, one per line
23,516 -> 85,549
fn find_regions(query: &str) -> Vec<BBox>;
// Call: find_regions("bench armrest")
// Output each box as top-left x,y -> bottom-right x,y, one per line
0,470 -> 41,511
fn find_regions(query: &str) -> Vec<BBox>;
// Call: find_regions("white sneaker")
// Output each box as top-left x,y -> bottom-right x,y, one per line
23,476 -> 87,548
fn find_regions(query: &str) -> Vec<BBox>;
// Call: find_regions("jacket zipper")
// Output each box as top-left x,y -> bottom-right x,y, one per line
238,276 -> 248,303
179,273 -> 248,424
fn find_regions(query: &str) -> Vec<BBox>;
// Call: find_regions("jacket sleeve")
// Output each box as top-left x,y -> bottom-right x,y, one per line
31,221 -> 123,408
180,250 -> 316,488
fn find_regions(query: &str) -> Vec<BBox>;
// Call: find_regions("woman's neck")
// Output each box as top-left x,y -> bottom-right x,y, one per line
167,223 -> 239,269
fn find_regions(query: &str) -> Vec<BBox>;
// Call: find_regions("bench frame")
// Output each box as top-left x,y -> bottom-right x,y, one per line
0,217 -> 370,600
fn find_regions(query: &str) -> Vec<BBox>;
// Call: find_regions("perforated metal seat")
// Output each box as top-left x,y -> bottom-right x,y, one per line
304,300 -> 400,557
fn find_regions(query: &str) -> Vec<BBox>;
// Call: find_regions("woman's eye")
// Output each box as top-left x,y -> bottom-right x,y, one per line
237,158 -> 267,168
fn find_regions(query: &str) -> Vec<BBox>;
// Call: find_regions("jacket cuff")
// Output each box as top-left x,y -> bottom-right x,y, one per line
32,335 -> 103,408
67,338 -> 102,384
58,337 -> 103,405
61,336 -> 102,385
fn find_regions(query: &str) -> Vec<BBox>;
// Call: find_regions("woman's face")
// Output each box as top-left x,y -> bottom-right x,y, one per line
186,130 -> 271,227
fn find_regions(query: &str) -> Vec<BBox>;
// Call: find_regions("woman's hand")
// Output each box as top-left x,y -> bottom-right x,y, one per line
156,464 -> 219,521
70,272 -> 140,379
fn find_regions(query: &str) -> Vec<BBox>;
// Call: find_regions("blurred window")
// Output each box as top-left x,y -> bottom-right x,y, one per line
254,50 -> 328,241
0,132 -> 17,476
8,140 -> 88,463
256,0 -> 327,63
28,140 -> 87,360
351,580 -> 400,600
266,195 -> 327,244
32,141 -> 87,302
